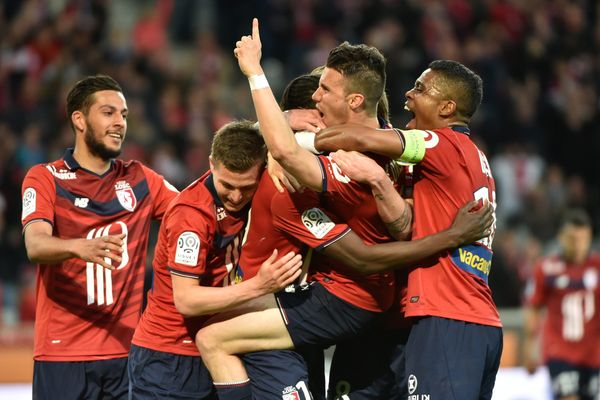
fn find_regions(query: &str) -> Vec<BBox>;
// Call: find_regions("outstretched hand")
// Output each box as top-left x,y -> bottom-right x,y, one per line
330,150 -> 387,185
75,233 -> 125,270
255,249 -> 303,294
449,201 -> 494,245
234,18 -> 264,77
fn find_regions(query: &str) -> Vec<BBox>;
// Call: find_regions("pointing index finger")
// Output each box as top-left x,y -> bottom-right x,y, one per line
252,18 -> 260,42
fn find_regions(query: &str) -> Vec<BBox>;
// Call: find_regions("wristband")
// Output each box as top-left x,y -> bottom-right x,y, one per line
295,130 -> 321,154
396,129 -> 425,164
248,74 -> 269,91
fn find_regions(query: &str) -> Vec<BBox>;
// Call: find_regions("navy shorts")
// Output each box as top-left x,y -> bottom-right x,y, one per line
34,357 -> 128,400
243,350 -> 311,400
295,346 -> 326,400
327,325 -> 408,399
275,282 -> 382,348
547,359 -> 600,400
128,344 -> 216,399
404,316 -> 503,400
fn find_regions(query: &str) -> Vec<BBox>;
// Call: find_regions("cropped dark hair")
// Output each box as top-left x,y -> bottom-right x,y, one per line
428,60 -> 483,121
279,74 -> 320,111
560,208 -> 592,229
66,74 -> 122,130
211,120 -> 266,172
326,42 -> 386,116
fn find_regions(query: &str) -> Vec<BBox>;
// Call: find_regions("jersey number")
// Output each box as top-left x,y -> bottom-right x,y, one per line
86,222 -> 129,306
562,290 -> 595,341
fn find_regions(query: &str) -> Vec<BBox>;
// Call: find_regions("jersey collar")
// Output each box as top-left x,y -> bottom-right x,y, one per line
450,125 -> 470,135
62,148 -> 116,176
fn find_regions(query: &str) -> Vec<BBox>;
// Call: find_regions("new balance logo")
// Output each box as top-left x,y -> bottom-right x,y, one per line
74,197 -> 89,208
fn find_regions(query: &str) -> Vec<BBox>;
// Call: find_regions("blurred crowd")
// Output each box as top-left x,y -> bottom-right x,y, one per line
0,0 -> 598,327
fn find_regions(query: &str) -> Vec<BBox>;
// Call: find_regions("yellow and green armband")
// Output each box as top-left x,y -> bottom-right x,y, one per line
395,129 -> 425,164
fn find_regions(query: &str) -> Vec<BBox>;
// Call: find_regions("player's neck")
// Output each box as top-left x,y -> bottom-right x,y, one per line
349,114 -> 379,129
73,146 -> 112,175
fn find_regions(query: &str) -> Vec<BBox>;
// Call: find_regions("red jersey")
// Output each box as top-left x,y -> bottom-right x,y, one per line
308,155 -> 396,312
238,173 -> 351,281
132,172 -> 248,356
527,254 -> 600,367
405,126 -> 501,327
21,149 -> 178,361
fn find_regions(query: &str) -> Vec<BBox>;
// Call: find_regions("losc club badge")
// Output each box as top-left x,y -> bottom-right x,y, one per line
115,181 -> 137,212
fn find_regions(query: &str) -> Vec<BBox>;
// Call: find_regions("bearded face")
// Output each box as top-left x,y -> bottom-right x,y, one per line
84,118 -> 122,161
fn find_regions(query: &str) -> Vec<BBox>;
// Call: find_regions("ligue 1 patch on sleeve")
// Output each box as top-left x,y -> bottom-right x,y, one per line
22,187 -> 37,220
175,231 -> 200,266
301,208 -> 335,239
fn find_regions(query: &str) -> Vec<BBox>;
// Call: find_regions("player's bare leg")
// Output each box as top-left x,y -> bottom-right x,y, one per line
196,293 -> 294,382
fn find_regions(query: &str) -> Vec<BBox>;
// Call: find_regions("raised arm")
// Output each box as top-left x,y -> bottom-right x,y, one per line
316,125 -> 426,164
234,19 -> 324,191
323,200 -> 493,274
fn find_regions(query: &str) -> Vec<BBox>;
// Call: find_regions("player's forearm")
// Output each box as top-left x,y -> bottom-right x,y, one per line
251,85 -> 322,191
523,307 -> 541,340
362,129 -> 405,158
25,232 -> 81,264
251,85 -> 297,161
369,175 -> 412,240
174,281 -> 266,317
327,224 -> 472,275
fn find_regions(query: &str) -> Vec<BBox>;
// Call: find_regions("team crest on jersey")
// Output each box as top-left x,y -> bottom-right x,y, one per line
281,386 -> 301,400
301,208 -> 335,239
216,206 -> 227,221
115,180 -> 137,212
22,187 -> 37,220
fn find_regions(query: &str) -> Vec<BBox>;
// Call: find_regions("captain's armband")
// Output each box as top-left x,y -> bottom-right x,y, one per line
394,129 -> 425,164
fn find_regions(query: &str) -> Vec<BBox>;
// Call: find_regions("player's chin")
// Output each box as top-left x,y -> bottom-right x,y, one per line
405,118 -> 417,130
224,202 -> 246,213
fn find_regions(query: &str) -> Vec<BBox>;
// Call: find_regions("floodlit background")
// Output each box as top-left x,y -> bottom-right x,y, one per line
1,1 -> 598,399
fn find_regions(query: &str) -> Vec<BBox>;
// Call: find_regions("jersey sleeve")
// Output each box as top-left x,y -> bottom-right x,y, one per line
165,204 -> 214,279
271,189 -> 350,251
413,129 -> 456,177
142,164 -> 179,221
525,260 -> 547,307
318,155 -> 366,207
21,164 -> 56,231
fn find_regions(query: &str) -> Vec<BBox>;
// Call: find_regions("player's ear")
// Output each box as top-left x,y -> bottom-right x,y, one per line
347,93 -> 365,111
71,111 -> 85,133
439,100 -> 456,118
208,156 -> 215,173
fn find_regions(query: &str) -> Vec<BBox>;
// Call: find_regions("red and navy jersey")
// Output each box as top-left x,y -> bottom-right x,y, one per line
526,254 -> 600,367
132,171 -> 249,356
406,126 -> 501,326
21,149 -> 178,361
308,155 -> 396,312
237,173 -> 351,281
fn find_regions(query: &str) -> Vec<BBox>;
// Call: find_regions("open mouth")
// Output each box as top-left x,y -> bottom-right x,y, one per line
404,103 -> 416,129
108,132 -> 123,140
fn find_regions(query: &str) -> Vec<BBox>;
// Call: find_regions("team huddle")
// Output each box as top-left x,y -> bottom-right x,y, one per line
23,17 -> 502,400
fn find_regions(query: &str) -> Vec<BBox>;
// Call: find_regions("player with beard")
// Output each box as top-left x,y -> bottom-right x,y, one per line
21,74 -> 179,399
